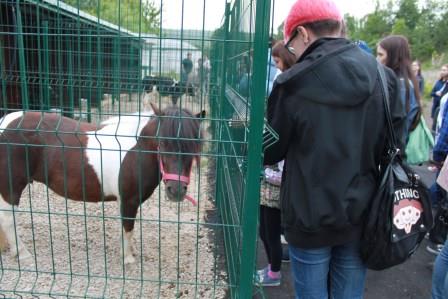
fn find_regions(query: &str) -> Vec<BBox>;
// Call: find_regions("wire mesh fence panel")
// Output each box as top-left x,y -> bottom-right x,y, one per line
0,0 -> 271,298
210,0 -> 274,298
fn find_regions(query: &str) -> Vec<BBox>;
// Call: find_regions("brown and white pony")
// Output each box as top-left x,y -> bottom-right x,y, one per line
0,104 -> 204,264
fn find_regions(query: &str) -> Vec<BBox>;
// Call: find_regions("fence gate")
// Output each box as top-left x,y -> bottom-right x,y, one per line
0,0 -> 272,298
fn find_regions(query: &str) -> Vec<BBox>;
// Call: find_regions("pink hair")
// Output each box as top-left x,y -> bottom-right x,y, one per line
283,0 -> 342,41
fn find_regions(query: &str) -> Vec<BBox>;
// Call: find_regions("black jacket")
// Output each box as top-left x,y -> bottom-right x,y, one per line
264,38 -> 406,248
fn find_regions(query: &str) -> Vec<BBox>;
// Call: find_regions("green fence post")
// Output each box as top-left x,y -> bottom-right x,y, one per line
96,28 -> 103,117
237,0 -> 270,297
56,3 -> 64,112
36,2 -> 44,111
0,39 -> 7,110
112,37 -> 121,112
216,1 -> 231,201
148,45 -> 152,76
15,1 -> 29,110
66,26 -> 74,118
42,21 -> 50,111
214,2 -> 242,297
87,29 -> 93,122
76,20 -> 81,120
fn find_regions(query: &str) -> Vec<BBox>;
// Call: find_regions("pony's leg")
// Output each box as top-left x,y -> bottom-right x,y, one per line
0,196 -> 32,262
123,230 -> 135,265
0,227 -> 7,252
142,92 -> 151,111
120,198 -> 140,264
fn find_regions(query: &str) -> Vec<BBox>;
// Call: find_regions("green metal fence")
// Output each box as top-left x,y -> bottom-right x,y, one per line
209,0 -> 276,298
0,0 -> 273,298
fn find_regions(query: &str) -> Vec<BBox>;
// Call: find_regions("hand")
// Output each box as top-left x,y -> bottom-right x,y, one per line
428,165 -> 439,172
428,160 -> 443,172
436,91 -> 442,96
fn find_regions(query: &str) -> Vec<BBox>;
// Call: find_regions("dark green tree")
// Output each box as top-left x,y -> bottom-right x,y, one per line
63,0 -> 160,34
408,1 -> 439,60
395,0 -> 420,30
391,18 -> 410,36
343,14 -> 360,39
273,21 -> 284,41
433,10 -> 448,51
343,0 -> 448,61
358,5 -> 393,49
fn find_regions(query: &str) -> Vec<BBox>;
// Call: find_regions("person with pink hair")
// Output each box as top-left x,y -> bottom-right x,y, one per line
263,0 -> 405,297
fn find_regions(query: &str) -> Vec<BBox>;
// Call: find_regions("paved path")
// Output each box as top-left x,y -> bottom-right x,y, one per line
254,164 -> 437,299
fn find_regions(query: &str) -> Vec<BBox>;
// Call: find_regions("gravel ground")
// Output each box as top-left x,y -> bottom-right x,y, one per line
0,93 -> 228,298
0,163 -> 227,299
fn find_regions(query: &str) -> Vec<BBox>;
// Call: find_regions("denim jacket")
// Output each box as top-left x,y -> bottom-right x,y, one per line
399,78 -> 419,139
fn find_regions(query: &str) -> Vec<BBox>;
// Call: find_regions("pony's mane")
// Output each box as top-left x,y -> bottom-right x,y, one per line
101,111 -> 154,126
159,106 -> 201,154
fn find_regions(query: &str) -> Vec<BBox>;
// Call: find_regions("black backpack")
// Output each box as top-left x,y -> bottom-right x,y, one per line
428,200 -> 448,245
360,64 -> 433,270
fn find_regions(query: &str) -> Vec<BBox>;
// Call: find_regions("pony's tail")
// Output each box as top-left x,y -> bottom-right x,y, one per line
0,226 -> 8,252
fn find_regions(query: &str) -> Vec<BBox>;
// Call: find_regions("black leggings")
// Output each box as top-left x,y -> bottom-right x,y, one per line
259,205 -> 282,272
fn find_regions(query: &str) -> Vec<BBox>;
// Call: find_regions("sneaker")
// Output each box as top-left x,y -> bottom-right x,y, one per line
254,270 -> 281,287
428,165 -> 438,172
280,234 -> 288,245
426,242 -> 444,255
281,246 -> 290,263
256,266 -> 269,277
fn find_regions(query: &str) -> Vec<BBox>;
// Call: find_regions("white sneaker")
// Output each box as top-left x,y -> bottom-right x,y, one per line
426,243 -> 444,255
280,235 -> 288,245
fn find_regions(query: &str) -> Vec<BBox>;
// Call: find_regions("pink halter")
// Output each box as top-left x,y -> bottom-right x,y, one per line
158,152 -> 197,206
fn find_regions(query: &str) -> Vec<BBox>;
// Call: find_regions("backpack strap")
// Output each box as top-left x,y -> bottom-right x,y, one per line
377,63 -> 399,153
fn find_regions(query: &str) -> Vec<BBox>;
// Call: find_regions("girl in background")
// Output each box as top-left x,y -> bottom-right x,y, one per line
430,64 -> 448,131
412,60 -> 425,95
377,35 -> 422,141
256,40 -> 295,287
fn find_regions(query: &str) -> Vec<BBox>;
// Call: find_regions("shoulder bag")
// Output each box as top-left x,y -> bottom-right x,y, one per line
360,64 -> 433,270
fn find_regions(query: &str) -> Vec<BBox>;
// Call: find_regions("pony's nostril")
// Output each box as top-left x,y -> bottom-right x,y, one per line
167,186 -> 173,194
183,185 -> 187,192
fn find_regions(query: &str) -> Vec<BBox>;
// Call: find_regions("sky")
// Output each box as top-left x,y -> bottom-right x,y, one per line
159,0 -> 378,31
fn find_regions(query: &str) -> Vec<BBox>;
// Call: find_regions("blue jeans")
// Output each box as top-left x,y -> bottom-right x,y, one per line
432,239 -> 448,299
430,170 -> 446,208
289,241 -> 366,299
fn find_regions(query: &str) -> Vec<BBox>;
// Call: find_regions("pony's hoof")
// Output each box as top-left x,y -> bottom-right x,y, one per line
124,255 -> 136,265
18,251 -> 33,264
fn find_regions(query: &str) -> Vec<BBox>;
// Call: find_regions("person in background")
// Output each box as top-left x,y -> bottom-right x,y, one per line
271,41 -> 296,74
356,40 -> 373,55
426,92 -> 448,255
196,56 -> 211,94
377,35 -> 422,142
267,38 -> 279,95
256,40 -> 296,287
237,58 -> 250,98
412,60 -> 425,95
181,52 -> 193,83
202,55 -> 211,93
264,0 -> 405,297
196,57 -> 203,87
435,92 -> 448,144
430,64 -> 448,131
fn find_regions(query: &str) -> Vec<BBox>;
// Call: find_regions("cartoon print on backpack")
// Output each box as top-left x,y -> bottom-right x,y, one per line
392,188 -> 424,240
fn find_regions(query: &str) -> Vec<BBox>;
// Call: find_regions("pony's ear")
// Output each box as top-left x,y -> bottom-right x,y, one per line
195,110 -> 206,119
150,102 -> 162,115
